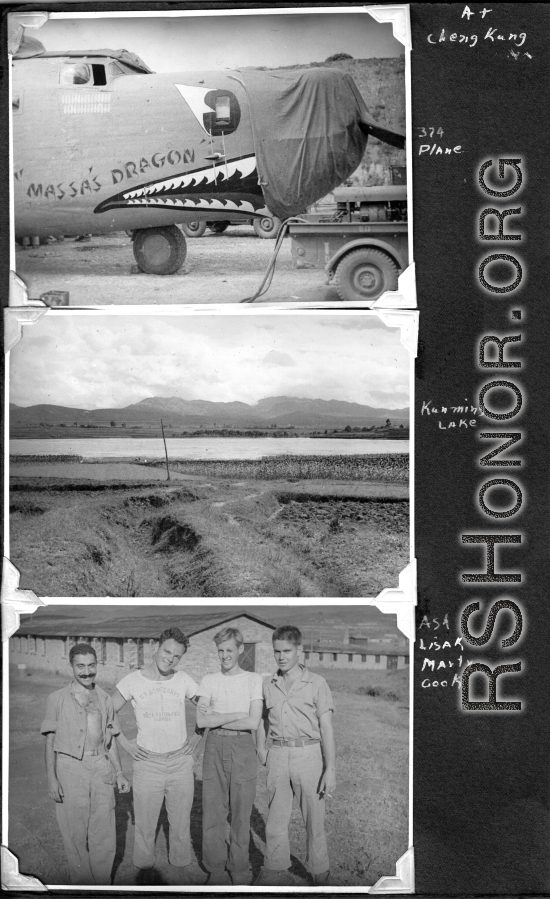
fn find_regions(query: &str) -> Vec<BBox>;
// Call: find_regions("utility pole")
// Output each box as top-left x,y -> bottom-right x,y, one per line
160,418 -> 170,481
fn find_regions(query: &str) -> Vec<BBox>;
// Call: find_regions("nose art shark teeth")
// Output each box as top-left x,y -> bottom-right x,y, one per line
123,156 -> 256,200
95,154 -> 263,214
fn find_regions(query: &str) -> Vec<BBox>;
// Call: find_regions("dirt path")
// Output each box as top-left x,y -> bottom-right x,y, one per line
10,476 -> 409,597
15,231 -> 340,305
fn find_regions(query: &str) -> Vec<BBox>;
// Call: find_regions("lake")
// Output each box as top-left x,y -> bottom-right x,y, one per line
9,437 -> 409,460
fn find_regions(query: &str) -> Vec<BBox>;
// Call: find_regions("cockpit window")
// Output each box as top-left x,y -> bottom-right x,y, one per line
61,63 -> 92,86
60,63 -> 107,86
215,95 -> 231,125
204,89 -> 241,136
91,64 -> 107,86
109,62 -> 124,78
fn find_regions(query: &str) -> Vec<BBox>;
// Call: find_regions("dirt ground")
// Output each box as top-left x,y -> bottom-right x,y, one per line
8,665 -> 409,888
15,230 -> 342,306
10,468 -> 409,597
10,462 -> 204,482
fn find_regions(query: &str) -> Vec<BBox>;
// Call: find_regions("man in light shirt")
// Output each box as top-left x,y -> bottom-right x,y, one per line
196,627 -> 263,886
112,628 -> 203,885
255,625 -> 336,887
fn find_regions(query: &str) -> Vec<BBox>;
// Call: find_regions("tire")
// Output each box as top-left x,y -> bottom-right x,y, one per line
333,248 -> 399,302
207,221 -> 230,234
253,215 -> 281,239
132,226 -> 187,275
180,220 -> 207,238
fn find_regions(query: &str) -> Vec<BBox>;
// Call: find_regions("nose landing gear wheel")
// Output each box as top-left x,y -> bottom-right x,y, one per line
132,226 -> 187,275
180,220 -> 207,238
333,248 -> 399,303
253,215 -> 281,239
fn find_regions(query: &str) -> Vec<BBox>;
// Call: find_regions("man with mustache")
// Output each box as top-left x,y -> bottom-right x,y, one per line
113,627 -> 203,885
41,643 -> 130,885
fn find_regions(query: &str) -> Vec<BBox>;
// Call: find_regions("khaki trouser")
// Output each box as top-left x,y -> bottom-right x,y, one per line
132,749 -> 194,869
202,731 -> 258,875
265,742 -> 329,875
55,752 -> 116,885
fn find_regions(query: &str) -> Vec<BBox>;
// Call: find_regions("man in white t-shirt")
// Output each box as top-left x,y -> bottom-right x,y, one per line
196,627 -> 263,886
113,628 -> 203,885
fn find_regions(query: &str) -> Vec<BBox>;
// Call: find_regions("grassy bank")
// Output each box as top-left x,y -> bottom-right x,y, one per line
10,454 -> 84,465
148,453 -> 409,482
10,475 -> 409,597
10,453 -> 409,482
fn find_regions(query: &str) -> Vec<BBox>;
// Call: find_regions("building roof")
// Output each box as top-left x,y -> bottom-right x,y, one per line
309,643 -> 408,657
16,610 -> 276,640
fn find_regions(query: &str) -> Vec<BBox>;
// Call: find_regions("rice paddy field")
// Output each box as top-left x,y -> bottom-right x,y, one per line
10,455 -> 409,598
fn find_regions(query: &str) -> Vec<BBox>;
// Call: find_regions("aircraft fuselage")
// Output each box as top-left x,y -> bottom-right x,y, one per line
13,55 -> 267,239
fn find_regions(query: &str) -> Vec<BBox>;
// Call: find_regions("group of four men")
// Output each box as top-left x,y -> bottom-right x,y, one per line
42,624 -> 336,887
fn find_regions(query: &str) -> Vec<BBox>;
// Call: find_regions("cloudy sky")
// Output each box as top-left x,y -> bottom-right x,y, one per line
29,10 -> 403,72
10,313 -> 410,410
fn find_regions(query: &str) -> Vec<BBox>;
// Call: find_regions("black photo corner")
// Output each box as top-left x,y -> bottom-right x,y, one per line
1,3 -> 549,898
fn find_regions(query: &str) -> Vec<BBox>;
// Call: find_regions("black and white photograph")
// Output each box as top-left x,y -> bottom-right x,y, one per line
9,8 -> 409,305
7,601 -> 411,888
4,3 -> 550,899
8,309 -> 412,598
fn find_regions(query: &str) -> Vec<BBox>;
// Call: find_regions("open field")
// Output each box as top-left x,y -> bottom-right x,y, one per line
10,461 -> 203,482
147,453 -> 408,481
11,453 -> 409,482
10,458 -> 409,597
8,665 -> 409,887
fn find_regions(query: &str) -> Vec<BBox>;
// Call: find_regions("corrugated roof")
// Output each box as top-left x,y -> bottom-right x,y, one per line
16,610 -> 275,640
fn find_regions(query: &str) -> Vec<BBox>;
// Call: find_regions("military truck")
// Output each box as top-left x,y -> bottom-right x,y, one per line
289,185 -> 408,302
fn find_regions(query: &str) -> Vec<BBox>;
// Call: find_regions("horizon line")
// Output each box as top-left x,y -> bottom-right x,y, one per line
10,394 -> 410,413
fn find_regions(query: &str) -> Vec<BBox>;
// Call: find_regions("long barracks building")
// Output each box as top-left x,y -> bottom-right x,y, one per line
11,610 -> 409,684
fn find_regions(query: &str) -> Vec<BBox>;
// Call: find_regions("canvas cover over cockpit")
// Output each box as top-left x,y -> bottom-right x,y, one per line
13,33 -> 153,74
237,67 -> 406,220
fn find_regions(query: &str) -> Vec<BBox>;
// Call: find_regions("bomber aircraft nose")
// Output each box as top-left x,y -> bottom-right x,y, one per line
95,67 -> 404,226
13,42 -> 405,277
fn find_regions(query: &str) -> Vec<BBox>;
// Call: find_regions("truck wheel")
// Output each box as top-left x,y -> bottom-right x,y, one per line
180,220 -> 207,238
207,221 -> 229,234
333,248 -> 399,302
253,215 -> 281,239
133,226 -> 187,275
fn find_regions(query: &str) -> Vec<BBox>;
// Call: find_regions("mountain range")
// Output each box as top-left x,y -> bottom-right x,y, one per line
10,395 -> 409,430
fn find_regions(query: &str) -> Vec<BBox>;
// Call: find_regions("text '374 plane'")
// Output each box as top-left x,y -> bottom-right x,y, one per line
12,33 -> 405,275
